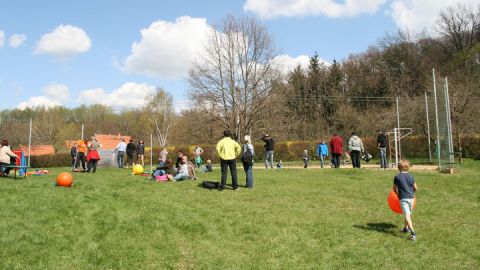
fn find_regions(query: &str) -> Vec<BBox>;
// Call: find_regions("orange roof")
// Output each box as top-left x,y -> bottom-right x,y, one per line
19,145 -> 55,156
94,134 -> 132,150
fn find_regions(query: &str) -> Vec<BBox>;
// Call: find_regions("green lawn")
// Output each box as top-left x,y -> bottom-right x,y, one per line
1,161 -> 479,269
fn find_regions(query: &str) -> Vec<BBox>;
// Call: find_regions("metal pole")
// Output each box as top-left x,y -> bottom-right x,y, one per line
396,97 -> 401,158
81,124 -> 84,140
394,128 -> 398,166
432,69 -> 441,170
444,77 -> 454,165
28,118 -> 32,167
425,92 -> 432,162
150,133 -> 153,173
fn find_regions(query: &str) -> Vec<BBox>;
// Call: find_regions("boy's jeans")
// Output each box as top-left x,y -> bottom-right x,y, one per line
265,151 -> 274,168
319,154 -> 325,168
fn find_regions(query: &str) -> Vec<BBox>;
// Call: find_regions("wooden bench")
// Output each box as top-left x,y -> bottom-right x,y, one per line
1,165 -> 29,179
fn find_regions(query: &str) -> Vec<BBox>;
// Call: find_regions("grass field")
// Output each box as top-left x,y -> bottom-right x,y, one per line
1,161 -> 479,269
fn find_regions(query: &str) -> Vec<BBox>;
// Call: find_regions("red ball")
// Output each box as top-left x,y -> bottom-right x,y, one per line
56,172 -> 73,187
387,190 -> 416,214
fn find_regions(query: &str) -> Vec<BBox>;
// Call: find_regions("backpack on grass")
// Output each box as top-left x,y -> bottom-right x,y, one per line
202,180 -> 219,189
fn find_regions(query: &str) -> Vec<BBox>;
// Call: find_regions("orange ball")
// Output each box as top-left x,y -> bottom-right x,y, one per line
387,190 -> 416,214
56,172 -> 73,187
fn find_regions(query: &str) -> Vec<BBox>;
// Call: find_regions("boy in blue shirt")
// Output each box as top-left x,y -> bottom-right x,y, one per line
393,159 -> 418,240
316,139 -> 329,168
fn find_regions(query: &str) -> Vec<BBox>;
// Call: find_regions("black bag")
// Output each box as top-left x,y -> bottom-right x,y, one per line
241,145 -> 254,165
202,180 -> 219,189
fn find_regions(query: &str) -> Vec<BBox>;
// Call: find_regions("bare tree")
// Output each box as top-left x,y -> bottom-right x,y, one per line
435,4 -> 480,53
188,15 -> 280,140
144,88 -> 175,147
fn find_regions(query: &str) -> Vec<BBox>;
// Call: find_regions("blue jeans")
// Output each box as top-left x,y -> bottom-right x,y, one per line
265,151 -> 274,168
243,162 -> 253,188
117,151 -> 125,168
319,155 -> 326,168
379,147 -> 387,168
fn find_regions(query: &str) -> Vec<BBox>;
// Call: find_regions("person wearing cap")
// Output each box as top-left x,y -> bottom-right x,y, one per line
216,130 -> 242,191
261,134 -> 275,169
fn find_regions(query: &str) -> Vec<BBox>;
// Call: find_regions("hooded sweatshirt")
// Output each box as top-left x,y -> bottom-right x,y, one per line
348,135 -> 364,152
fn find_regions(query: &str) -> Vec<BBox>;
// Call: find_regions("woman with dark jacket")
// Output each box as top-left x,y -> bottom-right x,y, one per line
126,139 -> 137,168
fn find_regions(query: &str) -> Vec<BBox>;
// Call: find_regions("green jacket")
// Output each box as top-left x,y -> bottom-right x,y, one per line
216,137 -> 241,160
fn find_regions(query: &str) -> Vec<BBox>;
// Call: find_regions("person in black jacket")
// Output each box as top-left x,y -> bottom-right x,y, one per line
261,134 -> 275,169
70,143 -> 78,169
377,130 -> 388,169
126,139 -> 137,169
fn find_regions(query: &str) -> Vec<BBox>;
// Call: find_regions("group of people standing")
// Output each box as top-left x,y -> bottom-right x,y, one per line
70,136 -> 102,173
113,139 -> 145,169
216,131 -> 254,190
325,130 -> 388,169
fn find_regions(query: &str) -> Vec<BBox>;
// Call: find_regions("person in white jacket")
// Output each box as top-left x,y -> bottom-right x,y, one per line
348,132 -> 364,168
0,139 -> 19,176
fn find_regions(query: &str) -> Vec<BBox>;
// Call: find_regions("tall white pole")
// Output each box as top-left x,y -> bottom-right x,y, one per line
150,133 -> 153,173
396,97 -> 401,159
81,124 -> 84,140
444,77 -> 454,164
394,128 -> 398,166
425,92 -> 432,162
432,69 -> 441,170
28,118 -> 32,167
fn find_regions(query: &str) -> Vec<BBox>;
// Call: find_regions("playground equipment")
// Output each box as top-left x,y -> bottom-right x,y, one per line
386,128 -> 413,168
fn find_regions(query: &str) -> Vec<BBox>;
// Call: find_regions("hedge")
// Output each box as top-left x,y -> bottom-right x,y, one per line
26,135 -> 480,167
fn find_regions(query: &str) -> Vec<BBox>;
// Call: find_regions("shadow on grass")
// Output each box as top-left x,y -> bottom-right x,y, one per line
353,222 -> 398,236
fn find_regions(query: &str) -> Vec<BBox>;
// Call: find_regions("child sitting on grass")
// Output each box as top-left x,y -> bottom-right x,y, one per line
393,159 -> 418,240
202,159 -> 213,172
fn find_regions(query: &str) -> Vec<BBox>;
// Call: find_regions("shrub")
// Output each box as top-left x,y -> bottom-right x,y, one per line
30,153 -> 71,168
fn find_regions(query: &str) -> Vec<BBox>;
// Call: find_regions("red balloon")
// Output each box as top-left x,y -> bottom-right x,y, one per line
56,172 -> 73,187
387,190 -> 416,214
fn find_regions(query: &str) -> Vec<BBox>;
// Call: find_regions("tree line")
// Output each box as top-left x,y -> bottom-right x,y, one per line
1,4 -> 479,153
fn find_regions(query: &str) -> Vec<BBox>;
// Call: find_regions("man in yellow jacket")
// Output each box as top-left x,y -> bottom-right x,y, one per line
216,130 -> 242,190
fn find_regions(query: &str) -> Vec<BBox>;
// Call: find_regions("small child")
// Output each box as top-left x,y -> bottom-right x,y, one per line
302,150 -> 309,168
393,159 -> 418,240
276,160 -> 283,169
202,159 -> 213,172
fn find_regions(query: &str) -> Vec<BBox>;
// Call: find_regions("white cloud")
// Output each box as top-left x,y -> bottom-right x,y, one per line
34,24 -> 91,58
273,54 -> 330,75
388,0 -> 479,31
0,30 -> 4,48
17,96 -> 62,110
243,0 -> 385,18
123,16 -> 211,78
78,82 -> 156,107
42,82 -> 70,102
9,34 -> 27,48
16,82 -> 70,109
273,54 -> 311,74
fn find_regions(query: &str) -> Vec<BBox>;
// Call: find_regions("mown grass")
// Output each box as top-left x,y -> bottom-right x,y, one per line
0,161 -> 479,269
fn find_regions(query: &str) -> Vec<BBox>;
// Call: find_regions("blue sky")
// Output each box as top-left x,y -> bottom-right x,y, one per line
0,0 -> 474,110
